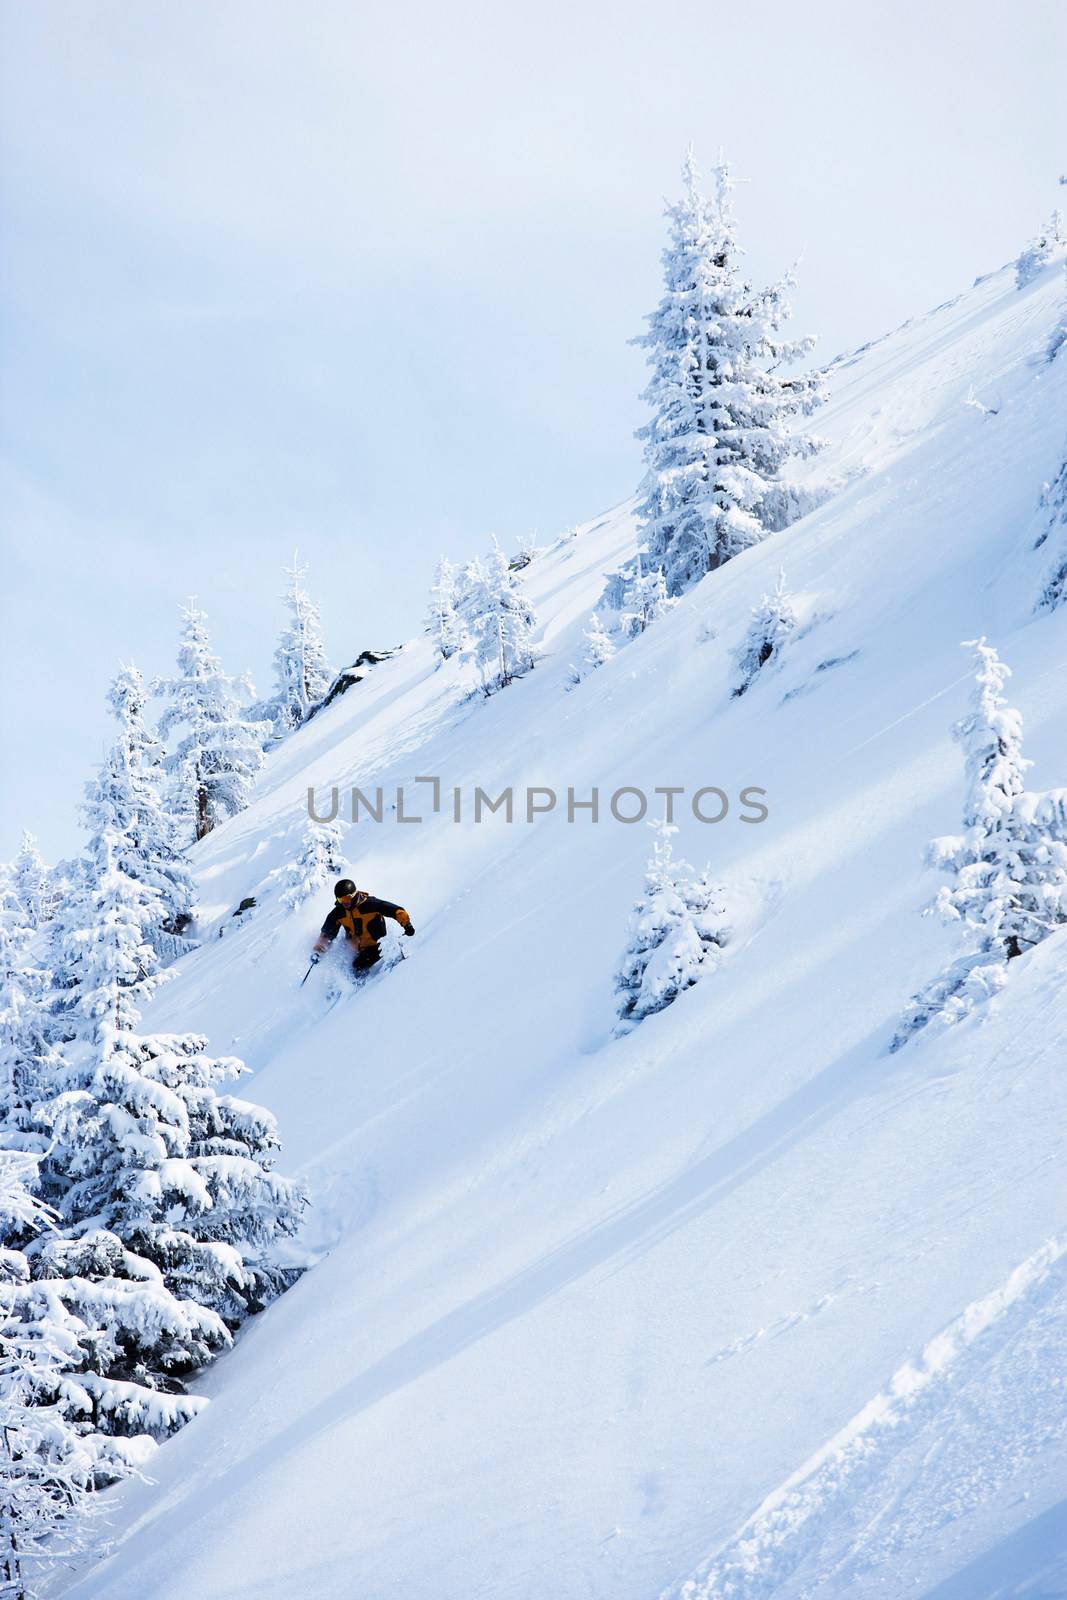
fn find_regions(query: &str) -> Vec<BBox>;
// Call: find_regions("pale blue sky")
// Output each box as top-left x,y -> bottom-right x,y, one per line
2,0 -> 1065,861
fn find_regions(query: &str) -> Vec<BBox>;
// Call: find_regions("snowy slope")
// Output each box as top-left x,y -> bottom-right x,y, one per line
57,253 -> 1067,1600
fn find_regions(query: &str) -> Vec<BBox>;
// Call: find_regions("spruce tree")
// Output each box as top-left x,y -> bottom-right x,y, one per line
157,601 -> 268,842
623,558 -> 674,638
512,531 -> 538,570
615,821 -> 727,1031
0,888 -> 57,1144
567,613 -> 618,690
1048,264 -> 1067,363
1035,450 -> 1067,612
259,557 -> 333,744
1015,209 -> 1065,289
72,831 -> 166,1036
0,1152 -> 97,1591
582,613 -> 617,672
427,557 -> 463,661
634,150 -> 822,598
11,834 -> 49,933
104,666 -> 197,937
280,819 -> 346,910
13,823 -> 303,1469
461,540 -> 538,694
732,571 -> 797,695
896,639 -> 1067,1045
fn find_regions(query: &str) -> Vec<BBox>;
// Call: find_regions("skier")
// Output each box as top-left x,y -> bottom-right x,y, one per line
310,878 -> 415,976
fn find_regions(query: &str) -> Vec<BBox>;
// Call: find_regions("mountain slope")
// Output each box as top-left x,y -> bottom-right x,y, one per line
58,252 -> 1067,1600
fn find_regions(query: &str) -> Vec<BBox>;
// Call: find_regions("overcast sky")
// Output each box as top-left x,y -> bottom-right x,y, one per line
2,0 -> 1065,861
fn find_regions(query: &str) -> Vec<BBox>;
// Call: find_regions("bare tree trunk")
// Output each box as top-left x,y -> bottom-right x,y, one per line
3,1481 -> 24,1600
195,783 -> 211,842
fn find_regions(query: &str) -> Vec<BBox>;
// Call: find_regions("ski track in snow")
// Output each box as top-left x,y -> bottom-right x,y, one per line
705,1291 -> 842,1366
669,1239 -> 1067,1600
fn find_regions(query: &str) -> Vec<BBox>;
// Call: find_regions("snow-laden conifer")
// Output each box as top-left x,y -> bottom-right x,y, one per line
895,640 -> 1067,1045
1035,450 -> 1067,612
0,887 -> 58,1144
104,665 -> 197,937
11,834 -> 49,933
257,557 -> 333,744
0,1152 -> 98,1593
461,540 -> 538,694
33,1024 -> 303,1331
1015,209 -> 1065,289
1048,263 -> 1067,363
566,614 -> 618,690
427,557 -> 464,662
634,150 -> 822,599
732,571 -> 797,695
623,557 -> 675,638
6,818 -> 303,1470
50,832 -> 163,1042
582,613 -> 617,672
280,819 -> 346,910
511,531 -> 538,570
157,601 -> 268,842
615,821 -> 727,1031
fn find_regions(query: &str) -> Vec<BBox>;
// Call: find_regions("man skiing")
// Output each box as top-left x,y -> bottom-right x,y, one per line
311,878 -> 415,976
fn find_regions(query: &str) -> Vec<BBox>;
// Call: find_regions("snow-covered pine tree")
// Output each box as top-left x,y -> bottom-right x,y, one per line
9,825 -> 304,1470
39,859 -> 81,935
0,1152 -> 97,1596
0,887 -> 57,1144
566,612 -> 619,690
105,665 -> 197,938
1034,449 -> 1067,612
32,1024 -> 303,1335
0,886 -> 35,1100
280,818 -> 346,909
732,570 -> 797,695
258,557 -> 333,745
461,539 -> 538,694
1,1121 -> 211,1488
633,150 -> 823,599
1048,262 -> 1067,363
602,547 -> 674,639
614,820 -> 727,1032
623,554 -> 675,638
47,823 -> 164,1047
1015,209 -> 1065,289
427,557 -> 463,662
10,834 -> 49,933
895,639 -> 1067,1046
583,613 -> 617,672
157,601 -> 268,842
511,531 -> 538,571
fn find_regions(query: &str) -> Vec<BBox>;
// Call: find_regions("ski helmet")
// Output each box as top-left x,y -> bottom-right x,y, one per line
334,878 -> 357,899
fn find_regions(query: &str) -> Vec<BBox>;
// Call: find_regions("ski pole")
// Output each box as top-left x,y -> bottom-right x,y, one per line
299,961 -> 317,986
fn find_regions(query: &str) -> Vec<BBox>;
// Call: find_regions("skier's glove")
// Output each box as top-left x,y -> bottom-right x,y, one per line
404,923 -> 415,937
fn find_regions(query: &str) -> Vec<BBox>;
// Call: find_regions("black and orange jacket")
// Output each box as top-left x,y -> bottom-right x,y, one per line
318,893 -> 411,952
